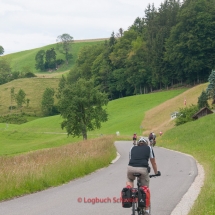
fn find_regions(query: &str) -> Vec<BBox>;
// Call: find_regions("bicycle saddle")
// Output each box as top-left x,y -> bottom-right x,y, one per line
133,173 -> 141,177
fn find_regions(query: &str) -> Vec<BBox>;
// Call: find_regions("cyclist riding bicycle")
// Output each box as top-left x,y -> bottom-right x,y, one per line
126,137 -> 159,215
149,132 -> 156,146
133,133 -> 137,145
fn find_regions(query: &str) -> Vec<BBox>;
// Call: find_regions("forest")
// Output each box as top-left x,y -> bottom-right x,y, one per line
64,0 -> 215,100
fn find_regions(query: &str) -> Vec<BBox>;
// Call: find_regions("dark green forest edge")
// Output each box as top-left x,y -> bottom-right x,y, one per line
62,0 -> 215,100
57,0 -> 215,139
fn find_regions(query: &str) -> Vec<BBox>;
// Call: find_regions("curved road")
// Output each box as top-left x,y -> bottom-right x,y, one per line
0,141 -> 198,215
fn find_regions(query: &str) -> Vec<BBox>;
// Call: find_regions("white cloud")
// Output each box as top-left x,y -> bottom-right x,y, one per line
0,2 -> 24,15
0,0 -> 164,54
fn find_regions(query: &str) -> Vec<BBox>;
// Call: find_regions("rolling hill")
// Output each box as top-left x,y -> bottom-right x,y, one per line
2,39 -> 107,74
142,83 -> 210,136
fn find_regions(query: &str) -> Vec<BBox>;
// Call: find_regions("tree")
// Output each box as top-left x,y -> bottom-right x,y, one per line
0,58 -> 11,85
116,28 -> 124,38
15,89 -> 26,108
41,88 -> 55,116
10,87 -> 15,111
206,70 -> 215,105
45,48 -> 56,70
197,90 -> 209,109
26,98 -> 30,107
165,0 -> 215,84
58,78 -> 108,140
0,45 -> 4,55
35,50 -> 45,71
56,33 -> 73,64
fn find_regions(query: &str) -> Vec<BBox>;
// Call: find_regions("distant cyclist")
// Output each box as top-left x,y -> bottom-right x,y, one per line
132,133 -> 137,145
126,137 -> 159,215
149,132 -> 156,147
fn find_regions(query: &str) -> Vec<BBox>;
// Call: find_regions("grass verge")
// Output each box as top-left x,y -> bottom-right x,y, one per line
0,135 -> 116,201
158,113 -> 215,214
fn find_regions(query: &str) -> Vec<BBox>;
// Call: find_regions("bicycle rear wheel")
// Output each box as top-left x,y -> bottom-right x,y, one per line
132,202 -> 136,215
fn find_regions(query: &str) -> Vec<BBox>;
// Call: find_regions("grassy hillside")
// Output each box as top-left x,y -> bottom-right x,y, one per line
3,39 -> 106,74
0,88 -> 187,156
142,83 -> 209,136
0,78 -> 60,115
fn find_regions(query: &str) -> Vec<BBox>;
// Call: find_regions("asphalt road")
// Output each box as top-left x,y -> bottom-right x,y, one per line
0,141 -> 198,215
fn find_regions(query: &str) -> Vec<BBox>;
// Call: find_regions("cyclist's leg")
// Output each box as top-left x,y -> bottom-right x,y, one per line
127,166 -> 136,187
149,140 -> 153,147
138,168 -> 150,213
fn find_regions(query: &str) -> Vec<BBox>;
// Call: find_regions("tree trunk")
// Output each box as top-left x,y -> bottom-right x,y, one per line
139,85 -> 142,94
83,133 -> 87,140
82,125 -> 87,140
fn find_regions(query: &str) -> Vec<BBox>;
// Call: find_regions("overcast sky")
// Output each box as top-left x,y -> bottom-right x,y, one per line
1,0 -> 163,55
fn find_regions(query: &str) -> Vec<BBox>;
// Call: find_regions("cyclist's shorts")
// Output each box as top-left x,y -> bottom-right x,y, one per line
133,137 -> 137,140
127,166 -> 149,187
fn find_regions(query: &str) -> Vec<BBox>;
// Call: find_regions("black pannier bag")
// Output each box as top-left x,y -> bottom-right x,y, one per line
138,187 -> 146,208
121,187 -> 132,208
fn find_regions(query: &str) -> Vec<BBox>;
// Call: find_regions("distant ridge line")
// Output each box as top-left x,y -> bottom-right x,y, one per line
73,38 -> 108,43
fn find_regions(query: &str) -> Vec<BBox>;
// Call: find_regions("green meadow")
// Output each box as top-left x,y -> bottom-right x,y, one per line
0,89 -> 186,156
3,39 -> 106,74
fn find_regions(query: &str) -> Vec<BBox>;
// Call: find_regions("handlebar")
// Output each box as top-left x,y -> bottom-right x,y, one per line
149,171 -> 161,178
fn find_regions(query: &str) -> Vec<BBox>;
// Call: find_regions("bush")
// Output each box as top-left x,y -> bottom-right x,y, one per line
175,104 -> 199,126
8,106 -> 16,110
56,59 -> 64,66
0,114 -> 28,124
24,72 -> 36,78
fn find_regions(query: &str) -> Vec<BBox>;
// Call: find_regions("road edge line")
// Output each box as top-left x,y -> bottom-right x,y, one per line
110,152 -> 121,164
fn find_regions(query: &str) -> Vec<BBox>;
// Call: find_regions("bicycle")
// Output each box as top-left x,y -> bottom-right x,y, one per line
131,171 -> 161,215
149,139 -> 156,147
133,139 -> 137,146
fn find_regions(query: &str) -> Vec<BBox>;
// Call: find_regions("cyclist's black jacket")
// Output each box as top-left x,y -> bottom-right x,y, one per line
128,145 -> 154,168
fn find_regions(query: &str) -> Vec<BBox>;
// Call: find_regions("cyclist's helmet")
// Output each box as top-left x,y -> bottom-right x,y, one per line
138,137 -> 148,145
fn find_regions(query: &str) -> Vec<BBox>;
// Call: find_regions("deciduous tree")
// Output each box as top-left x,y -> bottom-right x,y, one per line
41,88 -> 55,116
45,48 -> 56,69
35,50 -> 45,71
15,89 -> 26,108
0,45 -> 4,55
58,78 -> 108,140
0,58 -> 11,85
56,33 -> 73,64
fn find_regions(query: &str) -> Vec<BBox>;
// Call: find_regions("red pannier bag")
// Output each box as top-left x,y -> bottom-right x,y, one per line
138,186 -> 150,208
